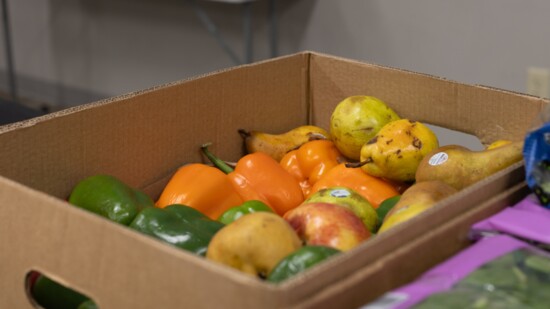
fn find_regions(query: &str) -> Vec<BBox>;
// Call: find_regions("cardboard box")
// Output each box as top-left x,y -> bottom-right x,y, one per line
0,51 -> 547,308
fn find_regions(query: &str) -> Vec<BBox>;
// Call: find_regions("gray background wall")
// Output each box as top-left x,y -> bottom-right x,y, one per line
1,0 -> 549,116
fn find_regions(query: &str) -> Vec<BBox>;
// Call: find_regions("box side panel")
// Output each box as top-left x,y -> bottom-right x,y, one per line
0,54 -> 309,199
309,53 -> 548,144
0,176 -> 288,309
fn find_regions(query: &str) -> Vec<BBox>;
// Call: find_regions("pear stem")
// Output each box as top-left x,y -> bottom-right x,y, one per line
345,157 -> 373,168
201,143 -> 235,174
307,132 -> 328,141
238,129 -> 250,140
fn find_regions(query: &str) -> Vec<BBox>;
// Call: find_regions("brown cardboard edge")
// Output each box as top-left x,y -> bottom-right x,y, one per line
296,181 -> 531,309
306,51 -> 549,144
0,51 -> 315,135
304,51 -> 544,102
0,50 -> 314,201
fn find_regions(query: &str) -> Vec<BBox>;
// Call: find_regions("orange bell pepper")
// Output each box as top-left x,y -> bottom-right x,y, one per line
308,163 -> 400,209
202,144 -> 304,216
155,163 -> 244,219
280,139 -> 344,196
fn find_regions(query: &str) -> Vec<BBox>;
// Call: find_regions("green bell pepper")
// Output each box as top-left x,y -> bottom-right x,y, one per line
31,274 -> 91,309
267,245 -> 341,283
77,299 -> 98,309
217,200 -> 273,225
68,174 -> 154,226
129,204 -> 224,256
376,195 -> 401,227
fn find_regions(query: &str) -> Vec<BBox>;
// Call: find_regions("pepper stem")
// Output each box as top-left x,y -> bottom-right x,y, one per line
201,143 -> 235,174
345,157 -> 373,168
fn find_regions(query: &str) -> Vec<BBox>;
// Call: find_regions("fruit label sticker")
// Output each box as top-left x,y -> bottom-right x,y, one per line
330,189 -> 351,198
428,152 -> 448,166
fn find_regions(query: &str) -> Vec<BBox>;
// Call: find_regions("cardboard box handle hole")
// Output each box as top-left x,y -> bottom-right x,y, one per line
25,270 -> 98,309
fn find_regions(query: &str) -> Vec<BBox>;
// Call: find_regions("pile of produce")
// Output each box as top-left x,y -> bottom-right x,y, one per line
30,95 -> 525,309
362,112 -> 550,309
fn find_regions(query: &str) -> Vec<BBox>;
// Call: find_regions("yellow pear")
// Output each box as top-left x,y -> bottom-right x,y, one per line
378,180 -> 457,233
206,212 -> 302,278
239,125 -> 329,162
359,119 -> 439,182
415,141 -> 524,191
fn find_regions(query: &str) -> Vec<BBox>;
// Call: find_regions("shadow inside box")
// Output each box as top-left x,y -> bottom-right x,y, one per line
0,98 -> 48,126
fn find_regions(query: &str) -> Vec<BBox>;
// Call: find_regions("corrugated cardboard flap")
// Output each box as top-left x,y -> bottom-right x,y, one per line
308,52 -> 548,144
0,53 -> 311,200
0,175 -> 285,308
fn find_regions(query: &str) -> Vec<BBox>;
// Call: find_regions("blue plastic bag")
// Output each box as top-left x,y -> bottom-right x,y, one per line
524,121 -> 550,207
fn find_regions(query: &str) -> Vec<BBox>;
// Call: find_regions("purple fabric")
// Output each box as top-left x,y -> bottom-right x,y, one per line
361,236 -> 530,309
471,194 -> 550,244
514,194 -> 548,213
363,195 -> 550,309
513,194 -> 548,212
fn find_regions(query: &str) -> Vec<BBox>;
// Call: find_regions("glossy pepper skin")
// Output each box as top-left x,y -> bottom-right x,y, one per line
280,140 -> 344,196
308,163 -> 400,209
202,144 -> 304,216
130,204 -> 224,256
68,174 -> 154,225
218,200 -> 273,225
267,245 -> 341,283
155,163 -> 245,219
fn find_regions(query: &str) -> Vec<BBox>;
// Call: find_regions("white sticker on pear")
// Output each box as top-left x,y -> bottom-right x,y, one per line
330,189 -> 351,198
428,152 -> 448,166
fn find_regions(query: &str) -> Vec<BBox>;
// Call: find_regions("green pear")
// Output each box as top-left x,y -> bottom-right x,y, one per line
415,141 -> 524,191
330,96 -> 400,160
304,186 -> 378,233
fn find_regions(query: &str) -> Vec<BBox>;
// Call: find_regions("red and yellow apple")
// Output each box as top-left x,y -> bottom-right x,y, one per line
283,202 -> 370,251
304,186 -> 378,233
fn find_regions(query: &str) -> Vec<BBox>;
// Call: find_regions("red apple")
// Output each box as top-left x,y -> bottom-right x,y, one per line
283,202 -> 371,251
